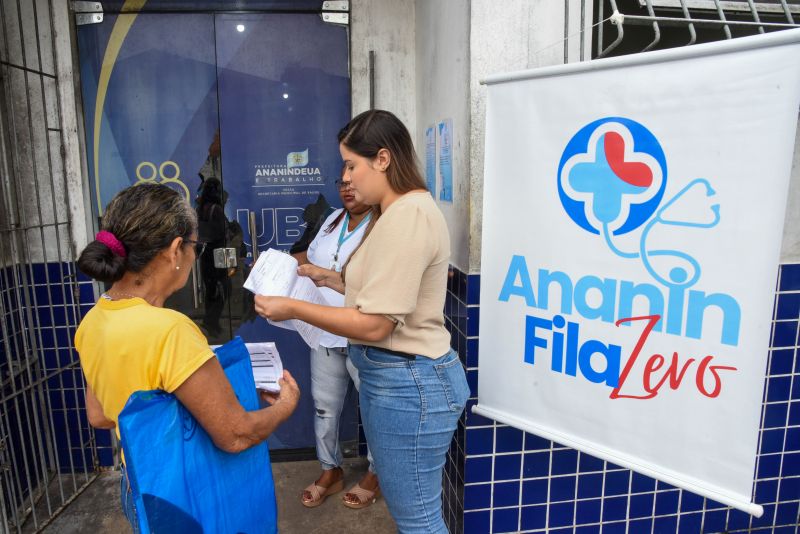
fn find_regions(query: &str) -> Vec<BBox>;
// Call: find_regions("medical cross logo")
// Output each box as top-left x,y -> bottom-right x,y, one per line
556,117 -> 725,295
558,117 -> 667,237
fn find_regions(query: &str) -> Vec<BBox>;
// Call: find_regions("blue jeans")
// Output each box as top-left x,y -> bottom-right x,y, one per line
310,346 -> 374,472
120,465 -> 140,533
349,345 -> 469,534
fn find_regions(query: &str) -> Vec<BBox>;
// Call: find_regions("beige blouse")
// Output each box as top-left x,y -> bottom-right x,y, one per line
345,191 -> 451,358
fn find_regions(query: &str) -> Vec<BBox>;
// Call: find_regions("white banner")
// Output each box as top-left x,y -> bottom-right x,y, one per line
476,29 -> 800,516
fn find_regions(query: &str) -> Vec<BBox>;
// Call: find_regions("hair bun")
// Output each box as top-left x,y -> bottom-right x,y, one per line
76,240 -> 127,283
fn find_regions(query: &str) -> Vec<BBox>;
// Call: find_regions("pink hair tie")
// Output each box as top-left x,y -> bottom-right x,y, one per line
96,230 -> 127,258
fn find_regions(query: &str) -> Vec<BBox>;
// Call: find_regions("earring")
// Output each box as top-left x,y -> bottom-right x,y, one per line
176,266 -> 180,270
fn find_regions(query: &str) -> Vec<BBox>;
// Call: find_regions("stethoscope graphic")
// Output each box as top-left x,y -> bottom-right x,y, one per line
601,178 -> 720,290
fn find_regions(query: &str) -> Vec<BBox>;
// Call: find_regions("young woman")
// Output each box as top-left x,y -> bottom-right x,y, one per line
75,184 -> 299,530
255,110 -> 469,533
296,169 -> 381,509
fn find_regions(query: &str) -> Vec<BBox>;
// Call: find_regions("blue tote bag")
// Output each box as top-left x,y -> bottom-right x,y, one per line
118,337 -> 277,533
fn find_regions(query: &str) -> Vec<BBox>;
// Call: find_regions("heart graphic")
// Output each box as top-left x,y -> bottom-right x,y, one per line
604,131 -> 653,188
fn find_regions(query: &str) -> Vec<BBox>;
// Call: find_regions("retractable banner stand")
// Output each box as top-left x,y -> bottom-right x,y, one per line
476,29 -> 800,516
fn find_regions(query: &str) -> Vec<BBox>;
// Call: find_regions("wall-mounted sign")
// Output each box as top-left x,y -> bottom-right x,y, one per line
477,29 -> 800,516
438,118 -> 453,203
425,125 -> 437,197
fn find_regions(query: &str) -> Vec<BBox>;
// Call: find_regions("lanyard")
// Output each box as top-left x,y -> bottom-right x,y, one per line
331,211 -> 371,270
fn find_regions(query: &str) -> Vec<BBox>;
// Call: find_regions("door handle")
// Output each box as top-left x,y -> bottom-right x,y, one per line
213,248 -> 238,269
191,261 -> 201,308
249,212 -> 259,263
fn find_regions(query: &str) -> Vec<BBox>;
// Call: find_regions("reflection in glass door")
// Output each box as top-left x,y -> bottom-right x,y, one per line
76,12 -> 225,335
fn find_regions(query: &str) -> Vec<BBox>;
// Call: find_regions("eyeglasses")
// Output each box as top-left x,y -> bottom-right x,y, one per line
334,179 -> 353,191
184,239 -> 207,256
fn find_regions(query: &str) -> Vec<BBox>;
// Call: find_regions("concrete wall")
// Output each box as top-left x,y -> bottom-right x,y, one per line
0,0 -> 87,265
782,133 -> 800,262
352,0 -> 598,273
468,0 -> 593,273
414,0 -> 471,271
350,0 -> 416,132
350,0 -> 473,271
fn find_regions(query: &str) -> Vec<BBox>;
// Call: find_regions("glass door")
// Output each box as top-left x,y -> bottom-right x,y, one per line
214,12 -> 352,450
76,11 -> 223,332
75,6 -> 353,451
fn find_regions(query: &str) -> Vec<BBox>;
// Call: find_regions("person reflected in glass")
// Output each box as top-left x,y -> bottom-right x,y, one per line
289,193 -> 334,264
196,177 -> 229,339
74,184 -> 299,530
292,165 -> 381,509
254,110 -> 469,533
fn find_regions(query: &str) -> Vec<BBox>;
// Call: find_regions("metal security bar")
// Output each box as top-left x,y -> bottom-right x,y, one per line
596,0 -> 800,57
0,0 -> 99,532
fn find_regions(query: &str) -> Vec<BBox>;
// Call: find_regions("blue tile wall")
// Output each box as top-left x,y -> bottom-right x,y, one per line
446,263 -> 800,533
443,266 -> 477,534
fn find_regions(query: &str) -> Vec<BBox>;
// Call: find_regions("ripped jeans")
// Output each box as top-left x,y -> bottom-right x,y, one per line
310,346 -> 374,472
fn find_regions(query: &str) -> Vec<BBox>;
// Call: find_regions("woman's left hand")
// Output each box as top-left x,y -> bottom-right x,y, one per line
254,295 -> 295,321
297,263 -> 345,294
297,263 -> 330,287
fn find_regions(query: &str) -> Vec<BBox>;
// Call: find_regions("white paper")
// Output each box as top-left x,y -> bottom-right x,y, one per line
244,248 -> 325,348
243,248 -> 297,296
248,342 -> 283,393
209,342 -> 284,393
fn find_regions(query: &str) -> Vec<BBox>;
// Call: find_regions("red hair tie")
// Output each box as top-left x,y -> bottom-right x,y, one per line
96,230 -> 127,258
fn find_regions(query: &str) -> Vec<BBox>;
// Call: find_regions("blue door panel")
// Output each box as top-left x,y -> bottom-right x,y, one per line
215,13 -> 352,449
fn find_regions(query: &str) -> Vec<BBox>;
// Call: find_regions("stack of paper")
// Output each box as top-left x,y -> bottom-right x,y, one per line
247,342 -> 283,393
243,248 -> 327,348
211,342 -> 284,392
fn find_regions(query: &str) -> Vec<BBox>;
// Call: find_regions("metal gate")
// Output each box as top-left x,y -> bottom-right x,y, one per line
0,0 -> 100,532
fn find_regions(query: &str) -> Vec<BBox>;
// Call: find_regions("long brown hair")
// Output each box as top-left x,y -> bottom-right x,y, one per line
337,109 -> 427,195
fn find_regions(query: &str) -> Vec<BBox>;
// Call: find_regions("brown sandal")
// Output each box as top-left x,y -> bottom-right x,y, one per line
301,478 -> 344,508
342,482 -> 381,509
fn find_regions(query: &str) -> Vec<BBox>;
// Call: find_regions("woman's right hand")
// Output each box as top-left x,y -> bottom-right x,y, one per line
260,370 -> 300,418
175,359 -> 300,453
254,295 -> 297,321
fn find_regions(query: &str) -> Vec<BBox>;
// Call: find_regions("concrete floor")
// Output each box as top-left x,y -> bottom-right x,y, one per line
39,458 -> 395,534
272,457 -> 395,534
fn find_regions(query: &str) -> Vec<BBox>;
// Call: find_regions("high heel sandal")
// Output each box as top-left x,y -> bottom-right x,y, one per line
301,478 -> 344,508
342,483 -> 381,509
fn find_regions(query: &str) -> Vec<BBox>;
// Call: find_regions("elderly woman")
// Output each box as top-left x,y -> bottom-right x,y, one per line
75,183 -> 299,530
